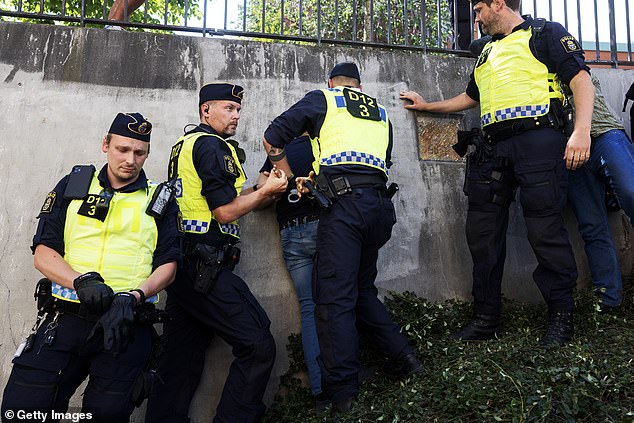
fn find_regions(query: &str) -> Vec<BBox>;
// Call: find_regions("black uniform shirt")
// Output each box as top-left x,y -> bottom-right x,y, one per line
466,16 -> 590,102
264,88 -> 394,179
32,165 -> 182,269
260,135 -> 320,227
185,123 -> 245,246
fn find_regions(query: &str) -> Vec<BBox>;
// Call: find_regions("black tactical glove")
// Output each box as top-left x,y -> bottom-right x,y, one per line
88,292 -> 137,353
73,272 -> 114,315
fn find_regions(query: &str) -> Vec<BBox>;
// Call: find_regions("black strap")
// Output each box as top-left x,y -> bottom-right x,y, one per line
483,114 -> 556,144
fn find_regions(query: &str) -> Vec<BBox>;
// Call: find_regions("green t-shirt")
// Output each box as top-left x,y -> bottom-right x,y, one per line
564,75 -> 625,138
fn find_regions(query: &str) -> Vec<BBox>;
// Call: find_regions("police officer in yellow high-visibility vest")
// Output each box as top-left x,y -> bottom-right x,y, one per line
1,113 -> 181,422
400,0 -> 595,347
263,63 -> 423,414
146,83 -> 288,423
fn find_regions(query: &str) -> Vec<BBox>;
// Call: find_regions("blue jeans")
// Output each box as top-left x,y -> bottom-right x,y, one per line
280,220 -> 322,395
568,129 -> 634,307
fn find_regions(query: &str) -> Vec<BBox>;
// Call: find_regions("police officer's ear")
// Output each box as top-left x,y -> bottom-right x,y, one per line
327,78 -> 335,89
102,135 -> 110,153
200,102 -> 210,118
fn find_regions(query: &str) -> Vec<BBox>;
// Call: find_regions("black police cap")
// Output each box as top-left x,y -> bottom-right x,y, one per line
108,112 -> 152,142
329,62 -> 361,82
199,83 -> 244,105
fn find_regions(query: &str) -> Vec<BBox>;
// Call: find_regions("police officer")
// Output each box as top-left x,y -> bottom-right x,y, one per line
263,63 -> 423,413
400,0 -> 595,346
146,83 -> 287,423
1,112 -> 181,422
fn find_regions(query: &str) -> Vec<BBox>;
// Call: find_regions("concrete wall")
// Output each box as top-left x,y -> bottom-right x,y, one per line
0,22 -> 632,421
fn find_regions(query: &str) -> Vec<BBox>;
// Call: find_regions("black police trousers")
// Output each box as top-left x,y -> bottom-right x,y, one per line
314,185 -> 414,404
465,127 -> 578,317
1,312 -> 152,423
145,261 -> 275,423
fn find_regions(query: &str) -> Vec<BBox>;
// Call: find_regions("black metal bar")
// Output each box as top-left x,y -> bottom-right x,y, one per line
281,0 -> 285,35
224,0 -> 228,29
593,0 -> 600,61
62,0 -> 66,17
40,0 -> 44,14
626,0 -> 633,62
124,0 -> 128,21
608,0 -> 617,68
299,0 -> 303,36
421,0 -> 427,48
102,0 -> 106,20
144,0 -> 148,24
184,0 -> 189,26
452,0 -> 457,49
370,0 -> 374,42
352,0 -> 357,41
243,0 -> 247,32
334,0 -> 338,39
203,0 -> 208,36
403,0 -> 408,46
436,0 -> 442,48
533,0 -> 536,18
317,0 -> 321,44
262,0 -> 266,33
576,0 -> 582,48
387,0 -> 392,44
164,0 -> 168,25
80,0 -> 85,26
469,1 -> 474,44
563,0 -> 568,30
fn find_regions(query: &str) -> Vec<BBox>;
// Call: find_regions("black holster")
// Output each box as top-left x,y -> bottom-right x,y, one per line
134,302 -> 170,325
455,128 -> 494,196
131,327 -> 164,407
34,278 -> 54,315
313,172 -> 386,208
188,243 -> 240,294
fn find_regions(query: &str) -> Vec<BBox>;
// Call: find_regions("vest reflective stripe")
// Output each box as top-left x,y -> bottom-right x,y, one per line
172,132 -> 245,239
51,282 -> 158,303
474,26 -> 565,128
59,174 -> 159,303
312,87 -> 390,175
182,219 -> 209,233
320,151 -> 387,171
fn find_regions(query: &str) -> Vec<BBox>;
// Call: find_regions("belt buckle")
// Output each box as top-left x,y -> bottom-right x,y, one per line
331,176 -> 352,196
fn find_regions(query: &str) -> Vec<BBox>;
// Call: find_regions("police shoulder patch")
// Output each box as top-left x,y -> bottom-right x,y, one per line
560,35 -> 581,53
224,155 -> 239,177
40,191 -> 57,213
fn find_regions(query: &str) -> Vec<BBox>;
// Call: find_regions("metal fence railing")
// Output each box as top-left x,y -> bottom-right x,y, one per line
1,0 -> 632,67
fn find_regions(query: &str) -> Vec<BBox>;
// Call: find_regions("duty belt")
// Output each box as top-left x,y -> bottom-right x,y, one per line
51,298 -> 166,323
315,173 -> 386,200
52,298 -> 102,321
280,214 -> 320,230
483,113 -> 560,144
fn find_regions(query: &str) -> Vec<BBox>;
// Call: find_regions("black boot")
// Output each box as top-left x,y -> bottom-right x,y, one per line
393,353 -> 424,378
450,314 -> 499,340
539,310 -> 573,347
314,393 -> 331,416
